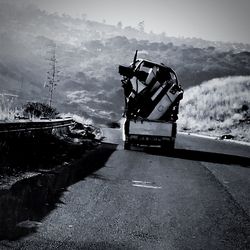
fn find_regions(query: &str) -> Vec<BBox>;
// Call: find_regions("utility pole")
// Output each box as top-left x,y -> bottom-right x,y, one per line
45,42 -> 59,107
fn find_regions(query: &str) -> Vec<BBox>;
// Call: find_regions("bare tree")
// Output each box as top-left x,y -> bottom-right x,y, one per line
45,42 -> 60,107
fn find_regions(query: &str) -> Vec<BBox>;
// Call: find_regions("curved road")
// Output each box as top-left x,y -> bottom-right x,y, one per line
1,129 -> 250,249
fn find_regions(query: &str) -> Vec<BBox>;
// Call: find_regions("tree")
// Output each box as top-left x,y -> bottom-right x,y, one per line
44,42 -> 60,107
117,21 -> 123,29
138,21 -> 145,32
81,13 -> 87,21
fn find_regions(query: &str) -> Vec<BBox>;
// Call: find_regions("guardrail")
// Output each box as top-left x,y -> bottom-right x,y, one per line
0,118 -> 74,134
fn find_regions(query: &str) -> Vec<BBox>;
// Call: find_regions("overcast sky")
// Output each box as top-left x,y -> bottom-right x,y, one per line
36,0 -> 250,44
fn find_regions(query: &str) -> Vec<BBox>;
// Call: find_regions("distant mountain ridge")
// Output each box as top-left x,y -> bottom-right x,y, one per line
0,0 -> 250,124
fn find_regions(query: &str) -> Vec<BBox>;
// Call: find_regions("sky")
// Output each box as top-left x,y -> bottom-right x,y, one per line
36,0 -> 250,44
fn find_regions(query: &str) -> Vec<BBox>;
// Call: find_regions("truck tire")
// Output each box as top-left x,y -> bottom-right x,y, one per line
169,140 -> 175,151
124,141 -> 131,150
161,140 -> 175,151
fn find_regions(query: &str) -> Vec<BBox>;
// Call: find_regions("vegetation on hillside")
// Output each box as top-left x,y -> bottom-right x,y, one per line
0,1 -> 250,125
1,1 -> 249,185
178,76 -> 250,142
0,98 -> 59,121
23,102 -> 59,119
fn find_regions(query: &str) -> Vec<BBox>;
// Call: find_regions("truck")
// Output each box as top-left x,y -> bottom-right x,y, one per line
119,51 -> 183,150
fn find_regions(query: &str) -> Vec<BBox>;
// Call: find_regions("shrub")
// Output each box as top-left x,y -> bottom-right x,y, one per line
23,102 -> 59,119
0,94 -> 17,121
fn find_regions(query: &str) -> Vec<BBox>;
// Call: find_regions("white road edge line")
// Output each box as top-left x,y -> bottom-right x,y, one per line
178,132 -> 217,140
132,180 -> 152,184
132,184 -> 162,189
179,132 -> 250,147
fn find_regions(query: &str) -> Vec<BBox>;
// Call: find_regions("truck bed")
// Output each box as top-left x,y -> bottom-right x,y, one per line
123,118 -> 176,149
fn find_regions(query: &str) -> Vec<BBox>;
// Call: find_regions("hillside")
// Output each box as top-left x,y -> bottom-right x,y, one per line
0,1 -> 250,125
178,76 -> 250,142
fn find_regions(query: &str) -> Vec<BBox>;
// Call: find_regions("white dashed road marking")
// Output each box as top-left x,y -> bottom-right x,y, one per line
132,180 -> 162,189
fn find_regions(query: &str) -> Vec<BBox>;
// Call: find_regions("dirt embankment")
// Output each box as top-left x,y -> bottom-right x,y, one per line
0,125 -> 116,240
178,76 -> 250,142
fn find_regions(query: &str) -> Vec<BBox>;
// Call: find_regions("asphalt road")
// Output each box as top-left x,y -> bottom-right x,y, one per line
1,129 -> 250,250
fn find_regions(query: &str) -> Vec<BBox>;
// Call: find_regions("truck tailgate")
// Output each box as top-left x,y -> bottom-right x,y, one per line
129,120 -> 175,137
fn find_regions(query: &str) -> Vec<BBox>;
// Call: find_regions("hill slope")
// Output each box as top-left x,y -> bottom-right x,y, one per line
0,1 -> 250,125
178,76 -> 250,142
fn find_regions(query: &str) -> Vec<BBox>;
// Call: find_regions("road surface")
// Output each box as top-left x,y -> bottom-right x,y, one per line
1,128 -> 250,249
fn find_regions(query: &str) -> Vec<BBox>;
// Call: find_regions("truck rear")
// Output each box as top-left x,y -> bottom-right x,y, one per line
123,118 -> 176,150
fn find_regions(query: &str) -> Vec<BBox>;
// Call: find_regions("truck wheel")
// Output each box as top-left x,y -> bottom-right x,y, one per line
161,142 -> 168,151
124,141 -> 131,150
161,140 -> 175,152
169,140 -> 175,150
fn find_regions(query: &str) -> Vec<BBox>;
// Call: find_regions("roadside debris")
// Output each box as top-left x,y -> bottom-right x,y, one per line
220,134 -> 235,140
0,119 -> 101,181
